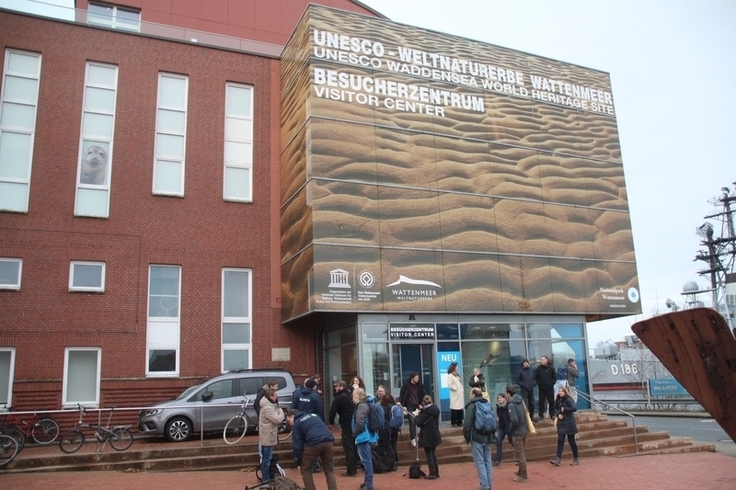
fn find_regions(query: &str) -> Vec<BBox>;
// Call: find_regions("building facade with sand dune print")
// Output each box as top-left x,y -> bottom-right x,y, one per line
0,0 -> 638,420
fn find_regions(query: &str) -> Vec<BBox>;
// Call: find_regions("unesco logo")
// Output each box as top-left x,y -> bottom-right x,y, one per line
359,270 -> 375,288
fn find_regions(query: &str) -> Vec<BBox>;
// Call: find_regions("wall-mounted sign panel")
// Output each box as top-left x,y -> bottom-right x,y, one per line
280,5 -> 640,322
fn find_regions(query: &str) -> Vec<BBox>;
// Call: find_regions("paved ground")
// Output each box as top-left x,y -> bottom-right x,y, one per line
3,450 -> 736,490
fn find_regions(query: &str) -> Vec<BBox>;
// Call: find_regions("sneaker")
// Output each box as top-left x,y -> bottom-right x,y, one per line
492,460 -> 500,466
513,476 -> 528,483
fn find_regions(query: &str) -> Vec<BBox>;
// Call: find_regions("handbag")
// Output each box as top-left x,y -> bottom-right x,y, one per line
523,401 -> 536,434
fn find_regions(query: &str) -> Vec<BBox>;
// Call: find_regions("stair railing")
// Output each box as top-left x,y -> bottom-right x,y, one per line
576,390 -> 639,455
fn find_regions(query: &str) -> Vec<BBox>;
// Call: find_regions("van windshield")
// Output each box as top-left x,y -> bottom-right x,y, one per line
175,384 -> 201,401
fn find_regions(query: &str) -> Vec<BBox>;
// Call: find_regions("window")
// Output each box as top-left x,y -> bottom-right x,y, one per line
75,62 -> 118,218
153,74 -> 188,196
88,2 -> 140,32
0,49 -> 41,213
0,348 -> 15,407
0,258 -> 22,290
63,348 -> 101,407
223,84 -> 253,202
147,265 -> 181,376
69,261 -> 105,292
222,268 -> 252,371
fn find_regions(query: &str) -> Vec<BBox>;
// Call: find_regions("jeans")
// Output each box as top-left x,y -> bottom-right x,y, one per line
356,441 -> 374,489
406,405 -> 418,440
495,427 -> 513,462
520,389 -> 534,416
261,444 -> 274,482
471,441 -> 492,490
424,446 -> 439,477
556,433 -> 579,459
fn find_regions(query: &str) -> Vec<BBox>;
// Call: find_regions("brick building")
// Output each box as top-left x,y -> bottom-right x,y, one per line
1,0 -> 640,423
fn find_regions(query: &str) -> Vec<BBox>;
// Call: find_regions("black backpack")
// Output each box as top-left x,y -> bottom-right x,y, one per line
406,462 -> 426,479
367,398 -> 385,433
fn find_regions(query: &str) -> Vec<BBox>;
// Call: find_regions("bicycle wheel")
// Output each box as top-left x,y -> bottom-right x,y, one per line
0,434 -> 19,466
277,419 -> 292,441
109,427 -> 133,451
31,418 -> 60,444
59,429 -> 85,454
223,415 -> 247,444
0,425 -> 25,454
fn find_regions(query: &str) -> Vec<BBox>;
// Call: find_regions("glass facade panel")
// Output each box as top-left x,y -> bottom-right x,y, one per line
222,322 -> 250,343
0,131 -> 31,178
528,322 -> 583,339
362,342 -> 389,395
362,323 -> 388,341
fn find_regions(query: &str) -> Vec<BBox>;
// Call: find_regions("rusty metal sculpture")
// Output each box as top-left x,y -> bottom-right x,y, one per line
631,308 -> 736,442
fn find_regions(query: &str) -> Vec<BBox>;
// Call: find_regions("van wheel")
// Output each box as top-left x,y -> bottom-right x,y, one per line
165,417 -> 192,442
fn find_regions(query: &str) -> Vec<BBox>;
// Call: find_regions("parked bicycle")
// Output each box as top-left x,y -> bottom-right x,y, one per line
222,393 -> 290,445
59,404 -> 133,454
0,433 -> 20,467
1,405 -> 60,445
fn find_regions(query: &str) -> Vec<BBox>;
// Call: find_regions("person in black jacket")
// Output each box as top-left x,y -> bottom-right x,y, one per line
493,392 -> 513,466
292,379 -> 325,421
469,367 -> 486,392
399,371 -> 425,447
513,359 -> 535,418
535,356 -> 557,419
414,394 -> 442,479
550,386 -> 579,467
328,380 -> 357,477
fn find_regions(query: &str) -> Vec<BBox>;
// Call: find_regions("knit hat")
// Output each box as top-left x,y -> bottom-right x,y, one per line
305,379 -> 317,388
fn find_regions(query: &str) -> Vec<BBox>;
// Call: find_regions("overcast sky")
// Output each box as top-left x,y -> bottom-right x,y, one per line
3,0 -> 735,347
362,0 -> 736,346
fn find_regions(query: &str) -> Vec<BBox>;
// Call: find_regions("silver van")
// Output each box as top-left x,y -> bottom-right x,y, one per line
138,368 -> 296,442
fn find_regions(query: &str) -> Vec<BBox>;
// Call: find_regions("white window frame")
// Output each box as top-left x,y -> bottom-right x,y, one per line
153,73 -> 188,197
221,268 -> 252,372
88,2 -> 141,32
75,62 -> 118,218
0,49 -> 41,213
0,347 -> 16,408
223,83 -> 253,203
146,265 -> 181,377
62,347 -> 101,408
0,258 -> 22,290
69,261 -> 106,292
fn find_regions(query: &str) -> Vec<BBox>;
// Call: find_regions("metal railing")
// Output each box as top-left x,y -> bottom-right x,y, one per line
577,390 -> 639,455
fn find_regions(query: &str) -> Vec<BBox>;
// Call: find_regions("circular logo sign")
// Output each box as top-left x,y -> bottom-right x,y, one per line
627,287 -> 640,303
359,270 -> 375,288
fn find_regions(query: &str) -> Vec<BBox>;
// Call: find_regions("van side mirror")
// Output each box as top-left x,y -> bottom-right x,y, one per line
202,391 -> 214,401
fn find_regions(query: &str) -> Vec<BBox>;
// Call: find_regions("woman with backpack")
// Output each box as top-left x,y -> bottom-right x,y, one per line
447,362 -> 465,426
414,394 -> 442,479
383,394 -> 404,465
550,386 -> 579,467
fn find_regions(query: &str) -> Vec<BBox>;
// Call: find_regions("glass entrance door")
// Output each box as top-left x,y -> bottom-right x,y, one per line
391,344 -> 435,405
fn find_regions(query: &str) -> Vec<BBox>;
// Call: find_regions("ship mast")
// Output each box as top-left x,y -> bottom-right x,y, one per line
694,183 -> 736,330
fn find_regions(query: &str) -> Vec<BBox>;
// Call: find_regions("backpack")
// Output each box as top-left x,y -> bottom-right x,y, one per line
367,398 -> 385,433
371,443 -> 396,473
557,366 -> 568,380
407,462 -> 426,479
474,399 -> 497,434
272,475 -> 303,490
388,404 -> 404,430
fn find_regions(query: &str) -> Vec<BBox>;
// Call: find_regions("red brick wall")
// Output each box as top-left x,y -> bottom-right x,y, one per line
0,11 -> 314,411
74,0 -> 381,46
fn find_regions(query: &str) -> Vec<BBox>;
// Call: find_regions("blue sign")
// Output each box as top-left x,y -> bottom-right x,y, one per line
649,378 -> 689,396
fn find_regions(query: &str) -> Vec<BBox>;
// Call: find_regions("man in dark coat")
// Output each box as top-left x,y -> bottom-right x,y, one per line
287,410 -> 336,490
506,385 -> 529,483
534,356 -> 557,419
328,380 -> 357,477
464,387 -> 494,490
399,371 -> 425,446
513,359 -> 535,418
292,378 -> 325,421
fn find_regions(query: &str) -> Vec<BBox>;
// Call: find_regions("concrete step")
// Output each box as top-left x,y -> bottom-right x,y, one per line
1,413 -> 713,474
